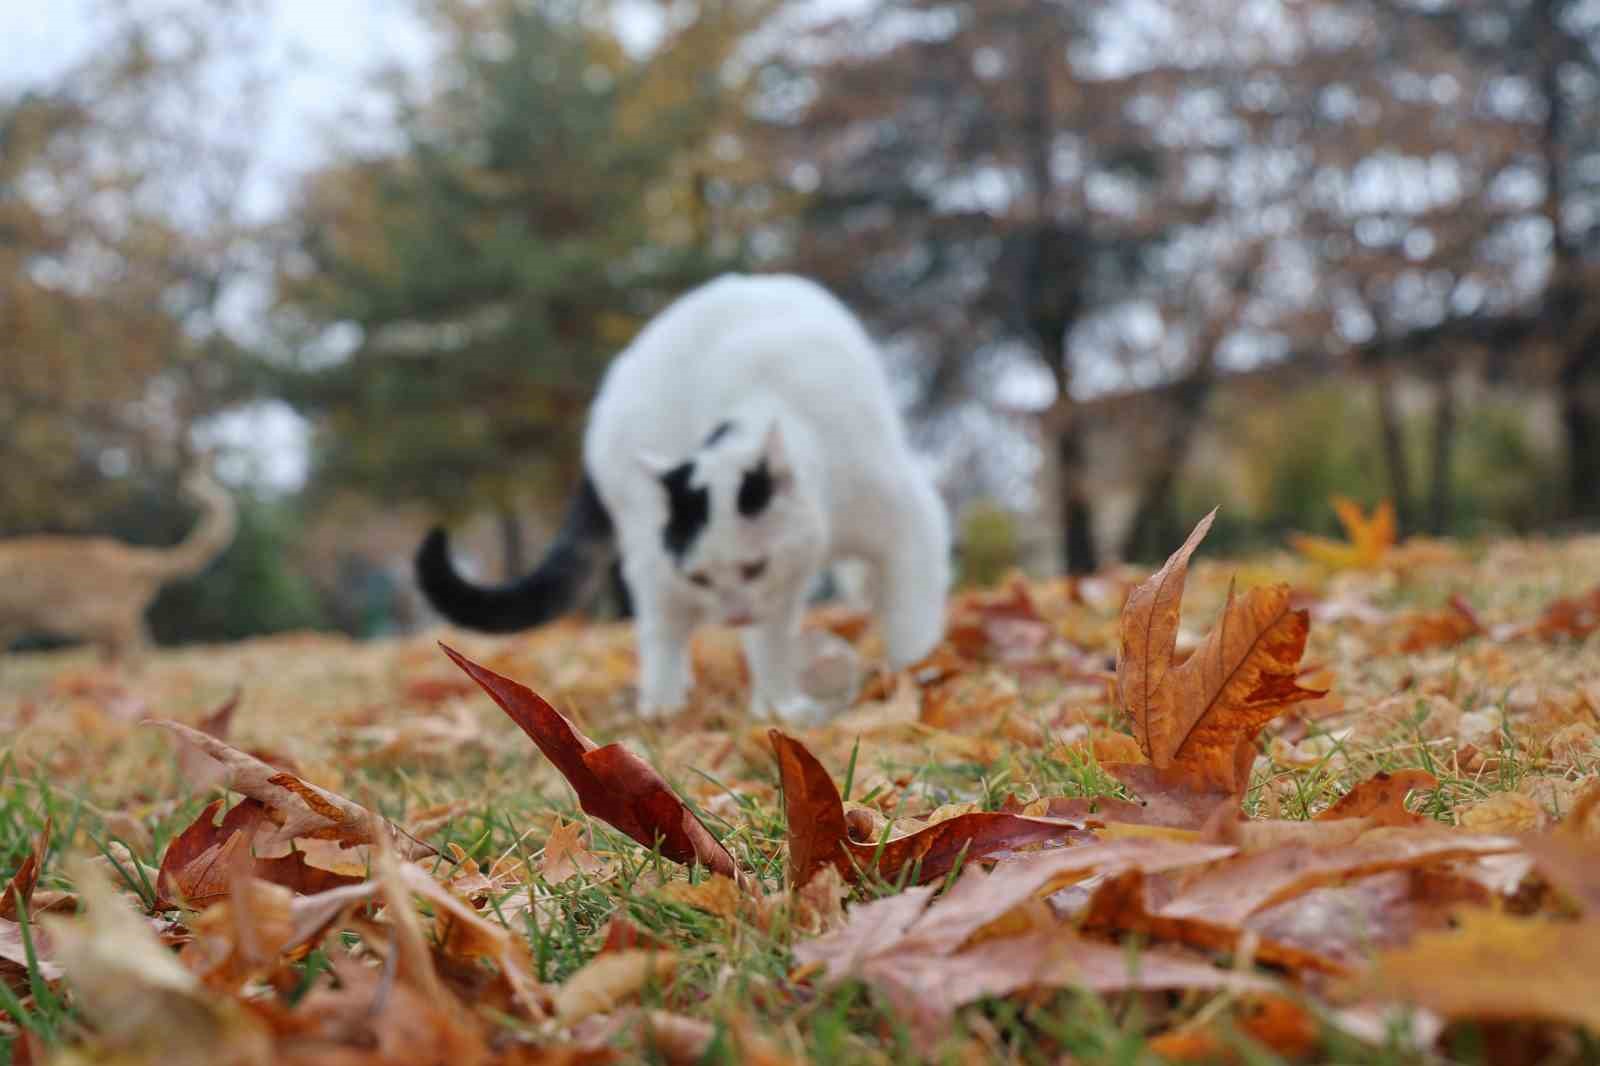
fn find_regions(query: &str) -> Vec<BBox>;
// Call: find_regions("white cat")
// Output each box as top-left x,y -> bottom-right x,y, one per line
416,273 -> 951,722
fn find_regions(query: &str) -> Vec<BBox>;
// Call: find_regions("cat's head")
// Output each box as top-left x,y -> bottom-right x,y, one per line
644,420 -> 820,626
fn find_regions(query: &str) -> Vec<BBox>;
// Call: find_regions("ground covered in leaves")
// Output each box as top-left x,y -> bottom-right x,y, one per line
3,511 -> 1600,1065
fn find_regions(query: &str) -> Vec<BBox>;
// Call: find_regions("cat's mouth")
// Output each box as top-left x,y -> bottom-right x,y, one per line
725,611 -> 755,627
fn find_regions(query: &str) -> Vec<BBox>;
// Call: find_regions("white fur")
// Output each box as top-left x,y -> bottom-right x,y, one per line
585,273 -> 951,722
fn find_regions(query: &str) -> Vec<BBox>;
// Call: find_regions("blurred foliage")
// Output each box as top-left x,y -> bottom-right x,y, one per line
0,5 -> 266,529
146,493 -> 326,644
1450,397 -> 1567,536
274,0 -> 776,522
957,503 -> 1022,588
1174,381 -> 1567,560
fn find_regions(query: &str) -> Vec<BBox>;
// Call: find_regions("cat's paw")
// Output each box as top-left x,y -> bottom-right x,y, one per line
802,630 -> 862,707
753,693 -> 832,728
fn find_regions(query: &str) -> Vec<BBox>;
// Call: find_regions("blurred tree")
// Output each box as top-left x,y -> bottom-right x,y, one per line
764,0 -> 1600,560
0,1 -> 267,531
275,0 -> 775,571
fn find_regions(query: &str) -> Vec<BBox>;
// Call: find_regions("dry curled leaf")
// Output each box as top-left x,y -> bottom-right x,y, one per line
442,643 -> 744,886
151,720 -> 434,859
1117,510 -> 1323,794
156,798 -> 366,910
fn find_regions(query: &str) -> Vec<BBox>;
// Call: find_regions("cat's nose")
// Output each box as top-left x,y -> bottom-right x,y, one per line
726,610 -> 754,627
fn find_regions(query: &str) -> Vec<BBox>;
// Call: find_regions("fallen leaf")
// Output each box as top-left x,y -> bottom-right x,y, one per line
1458,791 -> 1544,834
770,730 -> 1086,886
1364,910 -> 1600,1031
796,856 -> 1266,1032
1523,783 -> 1600,915
553,950 -> 676,1026
1245,871 -> 1470,970
1159,831 -> 1520,927
0,819 -> 48,921
1289,497 -> 1396,570
1097,764 -> 1243,830
1398,595 -> 1483,653
539,819 -> 615,885
156,798 -> 365,909
441,644 -> 744,886
1118,511 -> 1323,793
1530,584 -> 1600,642
1316,770 -> 1437,827
1082,868 -> 1350,976
180,876 -> 296,992
151,720 -> 434,859
658,874 -> 744,920
43,858 -> 270,1066
1146,994 -> 1319,1063
397,862 -> 546,1021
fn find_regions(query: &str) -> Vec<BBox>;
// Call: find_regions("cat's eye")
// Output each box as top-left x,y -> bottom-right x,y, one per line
688,571 -> 712,588
739,559 -> 767,582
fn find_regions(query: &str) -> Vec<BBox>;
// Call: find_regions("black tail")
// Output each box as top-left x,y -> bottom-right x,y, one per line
415,475 -> 615,633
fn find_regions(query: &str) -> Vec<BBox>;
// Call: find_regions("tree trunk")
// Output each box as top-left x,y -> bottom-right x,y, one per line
1055,415 -> 1098,575
497,507 -> 524,580
1426,373 -> 1458,536
1562,349 -> 1600,522
1121,396 -> 1204,562
1373,365 -> 1415,537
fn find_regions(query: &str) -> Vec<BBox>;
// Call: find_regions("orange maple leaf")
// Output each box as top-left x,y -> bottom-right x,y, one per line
1288,496 -> 1396,569
1117,509 -> 1324,793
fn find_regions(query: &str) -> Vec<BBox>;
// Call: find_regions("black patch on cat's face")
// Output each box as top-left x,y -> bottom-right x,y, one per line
660,461 -> 709,562
737,459 -> 775,518
703,420 -> 735,447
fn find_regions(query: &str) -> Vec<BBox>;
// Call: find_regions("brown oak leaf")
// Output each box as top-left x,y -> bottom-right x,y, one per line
1116,509 -> 1323,794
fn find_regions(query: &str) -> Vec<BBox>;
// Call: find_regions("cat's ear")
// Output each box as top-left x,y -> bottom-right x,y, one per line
760,422 -> 792,480
636,451 -> 676,478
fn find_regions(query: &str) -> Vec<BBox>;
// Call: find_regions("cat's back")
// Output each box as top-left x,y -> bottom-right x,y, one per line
606,273 -> 855,380
589,274 -> 887,450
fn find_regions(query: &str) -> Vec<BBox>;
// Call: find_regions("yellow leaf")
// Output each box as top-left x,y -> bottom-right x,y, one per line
1366,911 -> 1600,1031
1288,496 -> 1396,569
553,949 -> 677,1026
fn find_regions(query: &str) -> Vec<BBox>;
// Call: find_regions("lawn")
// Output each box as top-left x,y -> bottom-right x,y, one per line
2,518 -> 1599,1065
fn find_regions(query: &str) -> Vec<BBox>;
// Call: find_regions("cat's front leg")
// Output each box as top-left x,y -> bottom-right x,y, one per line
873,479 -> 952,668
633,588 -> 697,720
743,600 -> 827,726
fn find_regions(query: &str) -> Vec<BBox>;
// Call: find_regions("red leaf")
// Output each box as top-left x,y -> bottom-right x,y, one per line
0,819 -> 47,922
440,643 -> 743,885
770,730 -> 1084,886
